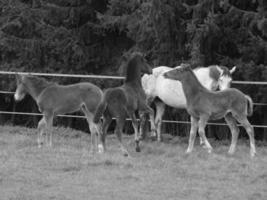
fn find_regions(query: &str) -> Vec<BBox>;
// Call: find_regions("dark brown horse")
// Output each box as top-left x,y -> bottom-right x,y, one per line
14,74 -> 104,153
93,52 -> 156,156
164,64 -> 256,157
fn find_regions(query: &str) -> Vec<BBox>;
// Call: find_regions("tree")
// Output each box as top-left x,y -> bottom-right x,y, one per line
0,0 -> 267,140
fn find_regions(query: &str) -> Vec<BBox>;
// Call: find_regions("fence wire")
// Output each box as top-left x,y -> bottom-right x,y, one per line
0,71 -> 267,129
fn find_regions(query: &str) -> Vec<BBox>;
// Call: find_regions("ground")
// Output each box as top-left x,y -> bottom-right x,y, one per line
0,125 -> 267,200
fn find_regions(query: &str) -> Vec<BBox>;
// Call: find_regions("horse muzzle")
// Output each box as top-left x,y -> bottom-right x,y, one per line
14,93 -> 24,101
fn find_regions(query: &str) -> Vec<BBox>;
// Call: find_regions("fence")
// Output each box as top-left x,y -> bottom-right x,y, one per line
0,71 -> 267,129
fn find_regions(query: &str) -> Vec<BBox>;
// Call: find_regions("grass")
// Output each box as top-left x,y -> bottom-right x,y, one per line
0,125 -> 267,200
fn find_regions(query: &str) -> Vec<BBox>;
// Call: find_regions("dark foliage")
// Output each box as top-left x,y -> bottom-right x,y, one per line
0,0 -> 267,139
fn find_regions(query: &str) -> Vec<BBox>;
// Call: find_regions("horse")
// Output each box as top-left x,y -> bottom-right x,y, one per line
14,74 -> 104,153
163,64 -> 256,157
141,65 -> 236,141
93,52 -> 155,156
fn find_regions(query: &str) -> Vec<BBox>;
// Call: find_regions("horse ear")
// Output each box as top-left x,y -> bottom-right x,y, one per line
180,63 -> 191,69
230,66 -> 236,74
118,54 -> 129,75
121,54 -> 128,62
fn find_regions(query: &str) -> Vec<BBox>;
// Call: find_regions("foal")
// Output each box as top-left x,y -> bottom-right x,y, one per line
14,74 -> 103,152
93,52 -> 156,156
164,64 -> 256,157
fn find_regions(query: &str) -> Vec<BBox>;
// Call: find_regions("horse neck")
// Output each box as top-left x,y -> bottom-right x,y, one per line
181,70 -> 206,104
25,78 -> 53,100
124,61 -> 142,87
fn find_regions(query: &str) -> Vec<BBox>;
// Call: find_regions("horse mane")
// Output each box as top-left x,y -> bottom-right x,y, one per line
182,65 -> 209,92
124,52 -> 143,83
218,65 -> 231,77
25,75 -> 55,92
208,65 -> 221,81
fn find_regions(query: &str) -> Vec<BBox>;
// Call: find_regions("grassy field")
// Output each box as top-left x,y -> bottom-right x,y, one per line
0,125 -> 267,200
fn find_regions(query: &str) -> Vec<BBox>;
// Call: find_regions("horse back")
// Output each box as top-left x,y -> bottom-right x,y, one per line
37,82 -> 102,114
103,83 -> 144,116
101,87 -> 128,117
225,88 -> 251,115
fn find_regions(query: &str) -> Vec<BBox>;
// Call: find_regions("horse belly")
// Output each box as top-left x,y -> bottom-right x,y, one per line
210,112 -> 226,120
54,98 -> 81,114
209,107 -> 229,120
156,77 -> 186,108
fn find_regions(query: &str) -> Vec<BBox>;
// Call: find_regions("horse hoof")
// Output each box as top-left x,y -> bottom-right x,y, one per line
228,150 -> 234,155
150,131 -> 157,138
185,149 -> 192,154
98,149 -> 104,154
150,136 -> 157,141
98,144 -> 105,153
123,152 -> 129,157
250,151 -> 256,158
37,141 -> 44,148
207,149 -> 212,154
136,146 -> 141,152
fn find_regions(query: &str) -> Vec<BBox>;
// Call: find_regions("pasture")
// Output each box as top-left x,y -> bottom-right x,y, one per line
0,125 -> 267,200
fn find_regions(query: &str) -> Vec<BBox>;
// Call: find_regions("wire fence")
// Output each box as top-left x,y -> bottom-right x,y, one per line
0,70 -> 267,129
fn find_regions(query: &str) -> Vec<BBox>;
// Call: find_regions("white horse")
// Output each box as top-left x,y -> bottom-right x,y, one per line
141,65 -> 236,141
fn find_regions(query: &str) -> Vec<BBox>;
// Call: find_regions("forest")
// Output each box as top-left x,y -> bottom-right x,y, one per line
0,0 -> 267,140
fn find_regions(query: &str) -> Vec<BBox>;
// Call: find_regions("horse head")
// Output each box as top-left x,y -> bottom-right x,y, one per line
163,63 -> 191,81
14,74 -> 28,101
132,52 -> 152,75
217,66 -> 236,90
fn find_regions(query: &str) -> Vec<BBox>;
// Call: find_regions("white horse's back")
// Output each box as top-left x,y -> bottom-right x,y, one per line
142,66 -> 216,108
155,71 -> 186,107
142,66 -> 171,98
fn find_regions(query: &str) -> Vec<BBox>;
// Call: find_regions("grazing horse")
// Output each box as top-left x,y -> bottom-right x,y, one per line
93,52 -> 155,156
14,74 -> 104,152
141,65 -> 236,141
163,64 -> 256,157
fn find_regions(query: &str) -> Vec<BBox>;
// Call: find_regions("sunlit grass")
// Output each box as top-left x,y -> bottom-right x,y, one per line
0,125 -> 267,200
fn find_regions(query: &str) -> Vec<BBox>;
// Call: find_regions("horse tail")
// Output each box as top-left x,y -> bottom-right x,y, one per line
93,93 -> 108,123
245,95 -> 253,116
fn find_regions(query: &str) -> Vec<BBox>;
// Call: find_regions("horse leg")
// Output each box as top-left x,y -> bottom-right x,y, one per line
224,114 -> 240,155
139,112 -> 147,139
100,113 -> 113,152
199,137 -> 204,146
81,106 -> 99,154
139,105 -> 157,138
47,114 -> 53,147
37,116 -> 46,148
186,116 -> 198,154
43,112 -> 53,147
115,117 -> 129,157
235,116 -> 256,157
128,111 -> 141,152
89,122 -> 99,154
198,115 -> 213,153
154,100 -> 165,142
139,96 -> 154,139
94,122 -> 105,153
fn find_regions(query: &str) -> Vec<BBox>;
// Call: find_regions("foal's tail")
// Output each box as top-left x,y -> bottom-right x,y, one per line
245,95 -> 253,116
93,94 -> 108,123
